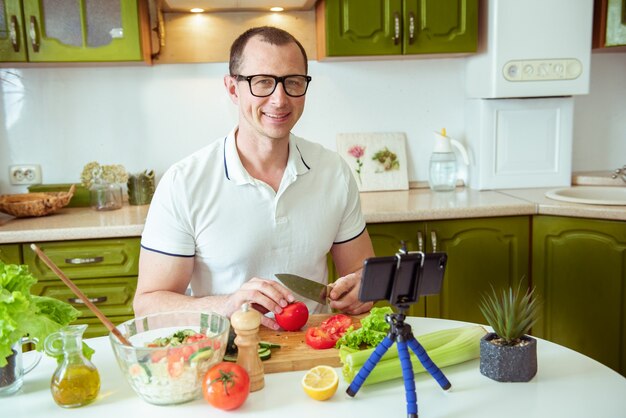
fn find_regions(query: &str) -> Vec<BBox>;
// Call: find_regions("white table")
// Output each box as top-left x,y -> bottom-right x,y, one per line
5,317 -> 626,418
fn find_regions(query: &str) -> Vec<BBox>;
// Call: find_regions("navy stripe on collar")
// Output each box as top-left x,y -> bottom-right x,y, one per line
223,136 -> 230,180
295,143 -> 310,170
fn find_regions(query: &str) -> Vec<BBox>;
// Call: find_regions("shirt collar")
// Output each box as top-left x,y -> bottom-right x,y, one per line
223,127 -> 311,185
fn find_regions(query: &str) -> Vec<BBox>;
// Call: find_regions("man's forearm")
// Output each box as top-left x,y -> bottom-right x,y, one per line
133,290 -> 230,318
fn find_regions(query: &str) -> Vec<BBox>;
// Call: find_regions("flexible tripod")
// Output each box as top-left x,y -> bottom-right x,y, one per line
346,308 -> 451,418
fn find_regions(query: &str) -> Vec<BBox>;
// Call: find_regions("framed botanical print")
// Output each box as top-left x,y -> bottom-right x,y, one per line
337,132 -> 409,192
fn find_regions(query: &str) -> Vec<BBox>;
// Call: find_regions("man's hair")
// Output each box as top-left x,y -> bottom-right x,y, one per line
229,26 -> 308,76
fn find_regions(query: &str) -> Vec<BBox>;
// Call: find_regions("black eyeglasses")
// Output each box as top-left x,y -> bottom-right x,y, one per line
233,74 -> 312,97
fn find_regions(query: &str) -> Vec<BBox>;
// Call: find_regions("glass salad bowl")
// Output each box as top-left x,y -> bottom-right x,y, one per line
109,311 -> 230,405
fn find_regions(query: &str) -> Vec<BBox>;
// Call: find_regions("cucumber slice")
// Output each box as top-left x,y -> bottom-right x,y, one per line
259,341 -> 281,349
258,347 -> 271,360
189,347 -> 214,363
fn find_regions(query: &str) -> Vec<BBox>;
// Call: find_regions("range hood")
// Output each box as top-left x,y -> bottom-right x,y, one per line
161,0 -> 317,12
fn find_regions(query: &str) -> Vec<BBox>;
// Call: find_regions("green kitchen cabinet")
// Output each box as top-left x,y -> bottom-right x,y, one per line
593,0 -> 626,48
0,0 -> 150,64
0,244 -> 21,264
367,216 -> 530,323
316,0 -> 478,58
22,238 -> 140,280
23,237 -> 140,337
532,215 -> 626,376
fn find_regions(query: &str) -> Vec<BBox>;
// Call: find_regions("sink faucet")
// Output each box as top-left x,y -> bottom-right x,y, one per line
611,165 -> 626,183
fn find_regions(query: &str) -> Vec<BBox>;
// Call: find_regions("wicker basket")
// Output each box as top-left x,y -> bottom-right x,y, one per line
0,185 -> 75,218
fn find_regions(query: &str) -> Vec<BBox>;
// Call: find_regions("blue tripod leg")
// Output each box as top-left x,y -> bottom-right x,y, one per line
407,337 -> 452,391
397,340 -> 418,418
346,335 -> 394,397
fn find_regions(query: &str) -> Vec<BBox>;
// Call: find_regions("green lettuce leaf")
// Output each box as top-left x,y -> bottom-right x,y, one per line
0,262 -> 93,367
335,306 -> 394,350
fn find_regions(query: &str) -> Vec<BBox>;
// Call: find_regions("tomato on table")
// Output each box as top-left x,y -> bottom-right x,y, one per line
275,301 -> 309,331
202,362 -> 250,410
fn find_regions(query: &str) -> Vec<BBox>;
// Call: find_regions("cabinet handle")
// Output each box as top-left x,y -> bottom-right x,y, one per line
431,231 -> 438,252
417,231 -> 424,252
64,256 -> 104,265
68,296 -> 107,305
29,16 -> 40,52
408,12 -> 415,45
393,12 -> 400,45
9,15 -> 20,52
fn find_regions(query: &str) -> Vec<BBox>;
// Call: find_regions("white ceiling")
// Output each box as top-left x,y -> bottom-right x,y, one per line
161,0 -> 317,12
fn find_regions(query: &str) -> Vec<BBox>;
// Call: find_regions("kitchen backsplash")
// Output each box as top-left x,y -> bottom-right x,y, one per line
0,53 -> 625,194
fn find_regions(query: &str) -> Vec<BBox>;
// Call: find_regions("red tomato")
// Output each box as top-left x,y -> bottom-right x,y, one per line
320,314 -> 352,335
305,314 -> 353,350
202,362 -> 250,410
274,301 -> 309,331
305,327 -> 337,349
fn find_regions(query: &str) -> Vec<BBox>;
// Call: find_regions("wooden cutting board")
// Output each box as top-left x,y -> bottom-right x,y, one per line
258,314 -> 362,374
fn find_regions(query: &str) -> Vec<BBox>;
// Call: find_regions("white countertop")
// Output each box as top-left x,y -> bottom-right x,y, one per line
5,317 -> 626,418
1,186 -> 626,244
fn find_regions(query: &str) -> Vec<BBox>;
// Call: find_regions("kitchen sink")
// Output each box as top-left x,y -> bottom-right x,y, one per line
545,186 -> 626,206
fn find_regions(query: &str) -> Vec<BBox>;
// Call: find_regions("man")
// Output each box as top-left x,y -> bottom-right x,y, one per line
134,26 -> 375,330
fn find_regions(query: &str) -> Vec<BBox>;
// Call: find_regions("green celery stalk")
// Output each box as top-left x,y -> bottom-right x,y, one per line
341,325 -> 487,385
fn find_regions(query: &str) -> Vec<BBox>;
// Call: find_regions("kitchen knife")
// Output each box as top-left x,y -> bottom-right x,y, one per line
275,273 -> 331,305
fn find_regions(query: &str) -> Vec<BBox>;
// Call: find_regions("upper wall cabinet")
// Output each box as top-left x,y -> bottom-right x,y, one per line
316,0 -> 478,58
593,0 -> 626,48
0,0 -> 151,64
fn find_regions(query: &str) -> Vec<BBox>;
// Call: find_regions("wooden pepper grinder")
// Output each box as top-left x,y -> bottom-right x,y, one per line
230,302 -> 265,392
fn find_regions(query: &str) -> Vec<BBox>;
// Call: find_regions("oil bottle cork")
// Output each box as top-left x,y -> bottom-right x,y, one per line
230,302 -> 265,392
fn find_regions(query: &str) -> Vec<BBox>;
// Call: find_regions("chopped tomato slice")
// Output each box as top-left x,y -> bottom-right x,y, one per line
305,314 -> 353,350
320,314 -> 352,335
305,327 -> 337,350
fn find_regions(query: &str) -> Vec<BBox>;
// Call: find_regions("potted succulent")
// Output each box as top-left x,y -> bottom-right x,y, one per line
478,283 -> 541,382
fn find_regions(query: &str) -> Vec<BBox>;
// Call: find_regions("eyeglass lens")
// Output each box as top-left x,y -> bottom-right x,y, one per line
248,75 -> 309,97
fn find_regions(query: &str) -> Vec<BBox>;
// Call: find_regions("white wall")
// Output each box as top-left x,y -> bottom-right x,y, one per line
1,52 -> 625,194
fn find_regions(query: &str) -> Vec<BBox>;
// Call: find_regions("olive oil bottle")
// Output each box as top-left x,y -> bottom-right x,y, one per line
45,324 -> 100,408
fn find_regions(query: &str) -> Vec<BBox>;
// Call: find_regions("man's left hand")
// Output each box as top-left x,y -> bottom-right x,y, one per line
327,271 -> 372,314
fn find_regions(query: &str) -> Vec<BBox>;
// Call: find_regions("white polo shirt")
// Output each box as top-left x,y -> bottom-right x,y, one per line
141,127 -> 366,313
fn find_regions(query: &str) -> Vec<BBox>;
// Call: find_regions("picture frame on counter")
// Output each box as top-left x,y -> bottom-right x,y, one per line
337,132 -> 409,192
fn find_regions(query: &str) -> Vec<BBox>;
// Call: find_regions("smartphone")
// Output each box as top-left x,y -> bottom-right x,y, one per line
417,252 -> 447,296
389,252 -> 424,305
358,255 -> 399,302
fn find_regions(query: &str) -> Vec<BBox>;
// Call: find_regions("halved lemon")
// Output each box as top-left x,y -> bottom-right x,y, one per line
301,365 -> 339,401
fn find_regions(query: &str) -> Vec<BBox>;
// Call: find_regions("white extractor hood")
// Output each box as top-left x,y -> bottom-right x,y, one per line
161,0 -> 317,12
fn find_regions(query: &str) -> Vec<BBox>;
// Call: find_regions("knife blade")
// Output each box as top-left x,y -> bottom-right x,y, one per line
275,273 -> 331,305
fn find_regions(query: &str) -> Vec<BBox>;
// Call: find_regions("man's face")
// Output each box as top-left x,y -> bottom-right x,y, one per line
225,37 -> 307,143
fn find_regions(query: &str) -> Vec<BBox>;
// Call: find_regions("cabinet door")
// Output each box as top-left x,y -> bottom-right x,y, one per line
532,216 -> 626,375
404,0 -> 478,54
31,276 -> 137,319
367,222 -> 426,316
22,238 -> 140,280
425,217 -> 530,324
321,0 -> 403,56
0,0 -> 27,61
0,244 -> 21,264
22,0 -> 145,62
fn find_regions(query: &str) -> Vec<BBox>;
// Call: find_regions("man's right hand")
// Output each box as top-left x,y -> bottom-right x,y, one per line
222,277 -> 295,330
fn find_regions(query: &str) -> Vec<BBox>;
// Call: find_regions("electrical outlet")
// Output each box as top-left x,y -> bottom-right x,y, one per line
9,164 -> 42,185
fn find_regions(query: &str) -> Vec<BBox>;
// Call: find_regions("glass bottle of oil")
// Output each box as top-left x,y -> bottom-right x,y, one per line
44,324 -> 100,408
